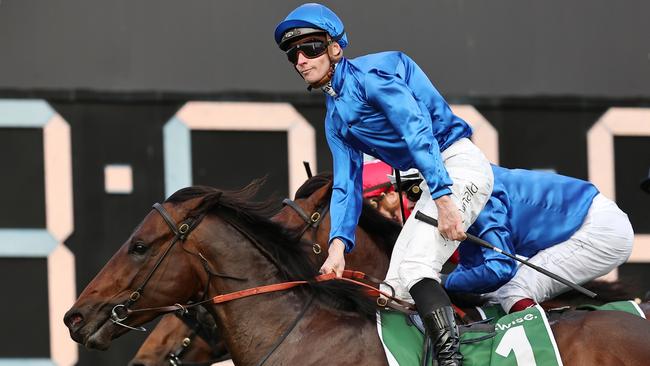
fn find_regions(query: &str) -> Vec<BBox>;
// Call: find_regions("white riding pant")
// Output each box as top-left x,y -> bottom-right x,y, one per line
492,193 -> 634,312
381,138 -> 493,302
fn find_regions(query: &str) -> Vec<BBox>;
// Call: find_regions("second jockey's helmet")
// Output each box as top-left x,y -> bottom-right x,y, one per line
275,3 -> 348,51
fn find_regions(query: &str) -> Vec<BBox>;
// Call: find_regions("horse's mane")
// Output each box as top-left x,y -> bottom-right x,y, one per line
294,172 -> 401,256
166,180 -> 376,319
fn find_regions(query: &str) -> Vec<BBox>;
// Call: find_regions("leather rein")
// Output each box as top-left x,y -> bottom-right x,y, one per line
279,196 -> 417,313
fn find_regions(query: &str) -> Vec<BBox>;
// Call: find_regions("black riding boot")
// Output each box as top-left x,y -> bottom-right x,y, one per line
422,306 -> 463,366
410,278 -> 463,366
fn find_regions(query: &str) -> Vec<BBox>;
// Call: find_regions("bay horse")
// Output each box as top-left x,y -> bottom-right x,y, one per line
130,174 -> 399,365
66,181 -> 650,365
131,173 -> 650,365
65,182 -> 387,364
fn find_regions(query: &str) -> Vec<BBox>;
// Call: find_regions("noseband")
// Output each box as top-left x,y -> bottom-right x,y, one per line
110,202 -> 208,331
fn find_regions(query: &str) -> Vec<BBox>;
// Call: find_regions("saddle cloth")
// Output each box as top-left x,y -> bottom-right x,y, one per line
378,301 -> 644,366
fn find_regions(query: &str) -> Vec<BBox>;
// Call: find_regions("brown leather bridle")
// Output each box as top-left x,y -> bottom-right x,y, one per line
281,197 -> 330,255
110,202 -> 208,331
110,200 -> 246,331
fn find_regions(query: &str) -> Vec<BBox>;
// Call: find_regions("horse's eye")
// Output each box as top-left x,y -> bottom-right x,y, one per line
130,241 -> 149,255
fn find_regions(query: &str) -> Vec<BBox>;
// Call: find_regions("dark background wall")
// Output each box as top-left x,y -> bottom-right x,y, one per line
1,99 -> 649,365
1,0 -> 649,98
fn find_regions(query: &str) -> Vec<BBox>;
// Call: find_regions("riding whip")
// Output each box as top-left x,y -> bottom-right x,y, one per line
414,211 -> 597,298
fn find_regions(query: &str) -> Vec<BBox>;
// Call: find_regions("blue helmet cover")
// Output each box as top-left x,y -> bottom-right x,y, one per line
274,3 -> 348,49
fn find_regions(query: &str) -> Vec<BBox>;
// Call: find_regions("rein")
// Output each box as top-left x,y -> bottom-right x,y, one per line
125,270 -> 414,315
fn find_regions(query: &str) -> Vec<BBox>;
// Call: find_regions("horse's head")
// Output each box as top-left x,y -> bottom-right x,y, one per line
129,306 -> 227,366
63,196 -> 210,350
272,172 -> 332,232
272,172 -> 333,264
272,171 -> 400,279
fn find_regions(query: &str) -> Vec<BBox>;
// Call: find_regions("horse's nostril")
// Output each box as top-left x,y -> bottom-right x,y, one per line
64,311 -> 84,330
128,363 -> 147,366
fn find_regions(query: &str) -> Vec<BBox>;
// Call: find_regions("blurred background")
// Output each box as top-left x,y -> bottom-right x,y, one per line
0,0 -> 649,365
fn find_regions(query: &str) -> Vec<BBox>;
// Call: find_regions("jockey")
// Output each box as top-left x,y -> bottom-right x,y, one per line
364,161 -> 464,265
362,159 -> 415,223
444,165 -> 634,313
275,4 -> 494,365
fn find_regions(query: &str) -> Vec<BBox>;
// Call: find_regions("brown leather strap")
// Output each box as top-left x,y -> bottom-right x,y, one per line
127,269 -> 416,316
212,279 -> 311,304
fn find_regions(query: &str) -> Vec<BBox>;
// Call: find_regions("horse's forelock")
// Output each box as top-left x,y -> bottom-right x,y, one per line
294,172 -> 333,200
166,186 -> 219,204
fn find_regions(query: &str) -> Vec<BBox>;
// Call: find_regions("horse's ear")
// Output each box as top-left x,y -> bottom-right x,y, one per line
190,191 -> 222,216
310,180 -> 333,204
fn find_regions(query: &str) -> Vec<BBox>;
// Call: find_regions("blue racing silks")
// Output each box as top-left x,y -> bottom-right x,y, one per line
445,165 -> 599,293
324,52 -> 472,252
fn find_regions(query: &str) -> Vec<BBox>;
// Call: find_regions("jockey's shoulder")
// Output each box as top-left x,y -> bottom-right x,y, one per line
346,51 -> 416,75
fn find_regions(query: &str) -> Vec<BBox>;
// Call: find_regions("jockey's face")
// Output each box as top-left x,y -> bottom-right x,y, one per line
369,191 -> 419,225
290,37 -> 335,85
294,51 -> 330,84
374,191 -> 403,224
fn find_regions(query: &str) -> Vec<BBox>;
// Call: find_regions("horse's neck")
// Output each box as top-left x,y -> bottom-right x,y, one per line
199,216 -> 386,365
198,217 -> 314,364
213,289 -> 308,364
212,296 -> 385,366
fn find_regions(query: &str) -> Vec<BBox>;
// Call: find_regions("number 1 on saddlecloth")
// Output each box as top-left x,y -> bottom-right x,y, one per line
495,325 -> 536,365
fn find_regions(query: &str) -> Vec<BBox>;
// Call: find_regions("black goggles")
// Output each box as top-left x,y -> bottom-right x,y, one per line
285,41 -> 329,64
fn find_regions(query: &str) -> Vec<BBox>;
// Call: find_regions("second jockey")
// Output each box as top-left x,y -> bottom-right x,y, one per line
362,159 -> 415,223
